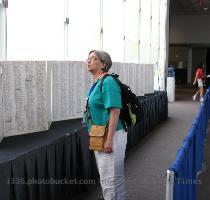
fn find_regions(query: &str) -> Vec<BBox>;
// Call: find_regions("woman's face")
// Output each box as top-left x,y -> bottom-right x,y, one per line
86,52 -> 105,73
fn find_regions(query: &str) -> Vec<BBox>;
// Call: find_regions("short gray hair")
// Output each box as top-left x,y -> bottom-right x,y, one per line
89,50 -> 112,72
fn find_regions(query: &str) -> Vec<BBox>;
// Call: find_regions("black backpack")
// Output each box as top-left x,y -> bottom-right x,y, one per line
100,73 -> 142,130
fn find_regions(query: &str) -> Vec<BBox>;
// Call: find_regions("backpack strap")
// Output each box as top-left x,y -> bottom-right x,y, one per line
99,73 -> 119,93
99,73 -> 127,131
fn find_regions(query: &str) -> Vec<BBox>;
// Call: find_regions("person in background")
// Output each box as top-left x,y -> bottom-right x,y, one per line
192,64 -> 204,103
85,50 -> 127,200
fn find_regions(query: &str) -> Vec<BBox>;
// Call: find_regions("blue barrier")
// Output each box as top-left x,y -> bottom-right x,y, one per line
167,88 -> 210,200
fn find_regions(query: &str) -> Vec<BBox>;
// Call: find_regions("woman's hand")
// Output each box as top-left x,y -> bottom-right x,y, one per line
104,138 -> 113,153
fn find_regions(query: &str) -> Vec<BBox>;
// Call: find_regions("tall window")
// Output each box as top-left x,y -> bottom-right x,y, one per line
6,0 -> 169,87
68,0 -> 100,61
7,0 -> 65,60
151,0 -> 160,65
103,0 -> 124,62
139,0 -> 152,64
124,0 -> 139,63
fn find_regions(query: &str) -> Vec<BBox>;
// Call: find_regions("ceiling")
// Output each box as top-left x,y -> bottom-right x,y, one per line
170,0 -> 210,15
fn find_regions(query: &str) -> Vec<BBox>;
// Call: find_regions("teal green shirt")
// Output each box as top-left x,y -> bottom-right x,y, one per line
87,76 -> 124,132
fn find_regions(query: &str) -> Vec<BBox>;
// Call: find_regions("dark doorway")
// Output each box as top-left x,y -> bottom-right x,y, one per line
192,48 -> 207,78
206,48 -> 210,74
205,48 -> 210,88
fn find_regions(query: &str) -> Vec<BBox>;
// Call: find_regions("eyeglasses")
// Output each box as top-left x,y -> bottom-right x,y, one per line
86,56 -> 99,62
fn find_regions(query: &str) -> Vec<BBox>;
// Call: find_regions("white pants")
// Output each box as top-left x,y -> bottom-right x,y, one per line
94,129 -> 127,200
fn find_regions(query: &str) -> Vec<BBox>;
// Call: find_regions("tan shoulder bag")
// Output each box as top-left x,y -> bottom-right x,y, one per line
89,124 -> 109,151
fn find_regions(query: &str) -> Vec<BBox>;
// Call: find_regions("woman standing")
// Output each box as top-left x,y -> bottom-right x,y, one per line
193,65 -> 204,103
85,50 -> 127,200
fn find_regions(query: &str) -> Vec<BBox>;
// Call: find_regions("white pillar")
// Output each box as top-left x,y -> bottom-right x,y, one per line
0,2 -> 7,60
100,0 -> 103,50
123,0 -> 126,63
64,0 -> 69,60
164,0 -> 170,90
159,0 -> 170,91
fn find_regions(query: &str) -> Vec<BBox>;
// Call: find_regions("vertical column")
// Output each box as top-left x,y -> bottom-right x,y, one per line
154,0 -> 161,91
100,0 -> 103,50
164,0 -> 170,90
123,0 -> 126,63
159,0 -> 170,91
138,0 -> 141,63
0,1 -> 7,60
158,0 -> 164,91
149,0 -> 152,64
187,48 -> 192,85
64,0 -> 69,60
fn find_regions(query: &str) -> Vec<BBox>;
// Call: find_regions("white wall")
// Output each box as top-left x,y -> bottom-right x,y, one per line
170,15 -> 210,44
0,61 -> 49,137
0,61 -> 154,138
